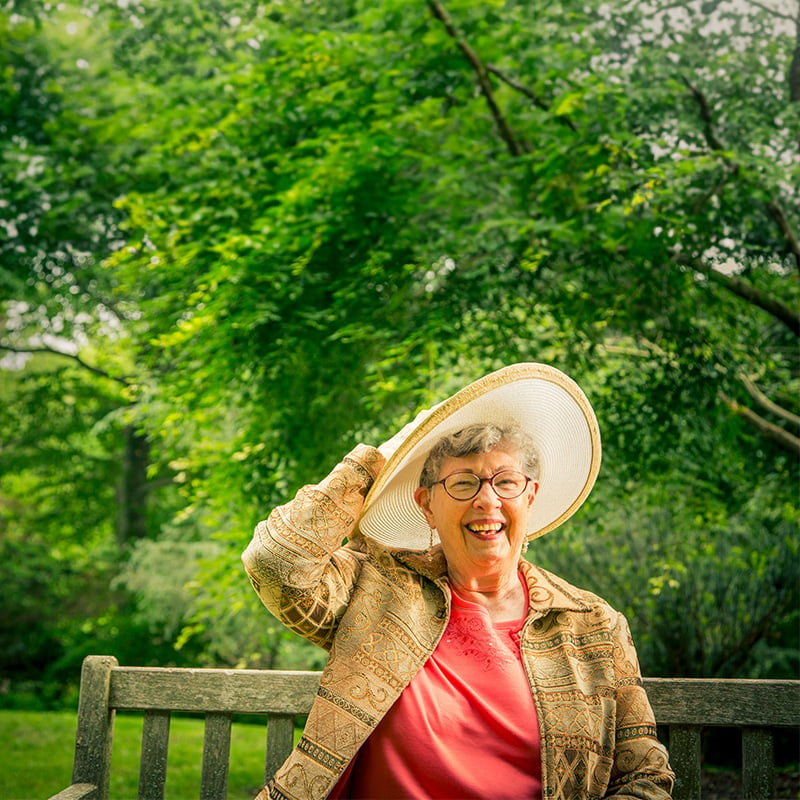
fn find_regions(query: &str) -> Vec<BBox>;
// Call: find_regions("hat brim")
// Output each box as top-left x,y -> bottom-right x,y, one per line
357,363 -> 602,550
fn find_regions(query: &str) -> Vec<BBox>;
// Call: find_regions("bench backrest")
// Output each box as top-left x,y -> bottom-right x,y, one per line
56,655 -> 800,800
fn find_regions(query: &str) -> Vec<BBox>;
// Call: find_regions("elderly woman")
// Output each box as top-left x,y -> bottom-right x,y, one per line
243,363 -> 674,800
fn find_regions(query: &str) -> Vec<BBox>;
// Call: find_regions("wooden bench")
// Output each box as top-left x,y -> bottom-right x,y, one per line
49,655 -> 800,800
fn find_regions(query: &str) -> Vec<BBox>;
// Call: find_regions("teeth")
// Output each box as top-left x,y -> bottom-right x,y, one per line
467,522 -> 503,533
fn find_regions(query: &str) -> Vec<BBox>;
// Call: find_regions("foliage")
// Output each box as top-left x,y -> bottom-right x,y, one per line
531,472 -> 800,679
0,0 -> 797,702
0,348 -> 195,705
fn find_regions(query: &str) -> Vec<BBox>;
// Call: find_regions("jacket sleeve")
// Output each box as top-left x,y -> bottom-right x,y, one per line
606,611 -> 675,799
242,444 -> 385,651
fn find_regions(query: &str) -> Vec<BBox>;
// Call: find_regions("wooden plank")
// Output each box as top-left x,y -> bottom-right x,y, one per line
265,714 -> 295,786
72,656 -> 119,800
108,671 -> 799,725
670,725 -> 702,800
47,783 -> 100,800
742,727 -> 774,800
109,668 -> 320,714
138,710 -> 171,800
644,678 -> 800,727
200,712 -> 232,800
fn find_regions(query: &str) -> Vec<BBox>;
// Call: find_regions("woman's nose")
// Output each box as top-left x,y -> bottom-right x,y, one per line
472,481 -> 501,508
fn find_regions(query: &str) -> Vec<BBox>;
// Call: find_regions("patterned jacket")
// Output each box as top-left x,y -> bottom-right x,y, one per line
242,445 -> 674,800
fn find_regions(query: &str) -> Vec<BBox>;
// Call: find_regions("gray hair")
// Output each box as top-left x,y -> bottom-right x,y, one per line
419,423 -> 541,488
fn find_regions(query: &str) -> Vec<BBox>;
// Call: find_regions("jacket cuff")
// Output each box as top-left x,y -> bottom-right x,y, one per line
343,444 -> 386,486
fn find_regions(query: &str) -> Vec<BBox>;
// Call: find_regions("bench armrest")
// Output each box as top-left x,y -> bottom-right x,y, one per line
47,783 -> 99,800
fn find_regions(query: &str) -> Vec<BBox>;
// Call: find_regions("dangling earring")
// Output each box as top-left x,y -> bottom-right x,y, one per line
521,537 -> 529,556
427,527 -> 437,560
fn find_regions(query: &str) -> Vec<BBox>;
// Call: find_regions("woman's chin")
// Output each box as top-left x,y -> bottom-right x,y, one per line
462,537 -> 518,567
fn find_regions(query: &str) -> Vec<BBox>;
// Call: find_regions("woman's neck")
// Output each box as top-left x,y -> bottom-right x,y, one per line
448,568 -> 526,623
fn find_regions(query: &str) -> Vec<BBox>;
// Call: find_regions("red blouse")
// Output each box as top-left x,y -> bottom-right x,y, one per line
330,571 -> 542,799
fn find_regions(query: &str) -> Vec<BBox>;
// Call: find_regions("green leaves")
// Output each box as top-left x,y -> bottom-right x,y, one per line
1,0 -> 797,688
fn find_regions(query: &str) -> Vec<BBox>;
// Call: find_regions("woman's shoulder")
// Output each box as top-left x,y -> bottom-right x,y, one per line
521,560 -> 621,616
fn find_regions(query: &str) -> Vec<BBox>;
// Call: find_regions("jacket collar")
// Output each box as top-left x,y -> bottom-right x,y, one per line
393,547 -> 591,613
518,559 -> 593,613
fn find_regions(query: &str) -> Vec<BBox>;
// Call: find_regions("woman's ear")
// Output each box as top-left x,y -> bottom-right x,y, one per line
414,486 -> 436,527
526,480 -> 540,510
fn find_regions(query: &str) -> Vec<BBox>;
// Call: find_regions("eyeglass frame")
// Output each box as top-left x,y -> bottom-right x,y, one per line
430,469 -> 533,501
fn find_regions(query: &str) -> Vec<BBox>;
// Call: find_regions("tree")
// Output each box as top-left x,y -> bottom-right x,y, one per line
1,0 -> 796,689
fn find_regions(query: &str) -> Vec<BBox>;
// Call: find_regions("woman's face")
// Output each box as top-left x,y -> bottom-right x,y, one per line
414,444 -> 539,581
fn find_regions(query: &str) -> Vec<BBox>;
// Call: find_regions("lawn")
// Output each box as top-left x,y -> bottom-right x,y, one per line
0,709 -> 276,799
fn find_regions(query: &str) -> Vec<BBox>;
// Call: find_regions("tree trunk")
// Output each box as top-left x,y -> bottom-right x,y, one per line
116,426 -> 150,547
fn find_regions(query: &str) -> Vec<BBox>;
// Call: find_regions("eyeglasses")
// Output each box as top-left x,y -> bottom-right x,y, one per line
432,470 -> 532,501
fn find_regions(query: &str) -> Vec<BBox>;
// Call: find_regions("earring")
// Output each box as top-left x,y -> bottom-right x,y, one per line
521,537 -> 529,556
427,527 -> 437,560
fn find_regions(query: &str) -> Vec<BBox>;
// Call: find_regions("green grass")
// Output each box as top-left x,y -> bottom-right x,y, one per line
0,709 -> 276,799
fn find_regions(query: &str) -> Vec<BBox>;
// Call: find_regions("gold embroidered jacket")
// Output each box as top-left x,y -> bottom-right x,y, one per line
242,445 -> 674,800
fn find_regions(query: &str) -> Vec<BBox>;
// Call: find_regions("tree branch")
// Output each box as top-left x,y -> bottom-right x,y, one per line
486,64 -> 578,132
485,64 -> 548,112
681,74 -> 800,271
766,198 -> 800,272
62,249 -> 137,324
0,343 -> 132,386
690,162 -> 739,216
676,255 -> 800,337
719,391 -> 800,456
426,0 -> 525,156
711,584 -> 794,677
680,76 -> 725,152
744,0 -> 798,23
738,373 -> 800,429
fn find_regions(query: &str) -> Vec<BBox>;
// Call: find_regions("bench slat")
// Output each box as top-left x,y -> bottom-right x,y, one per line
669,725 -> 702,800
201,712 -> 232,800
643,678 -> 800,727
108,667 -> 320,714
265,714 -> 295,786
47,784 -> 100,800
138,710 -> 171,800
72,656 -> 118,800
742,727 -> 774,800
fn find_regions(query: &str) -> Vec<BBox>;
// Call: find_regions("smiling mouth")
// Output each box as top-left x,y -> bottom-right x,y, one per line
465,522 -> 505,536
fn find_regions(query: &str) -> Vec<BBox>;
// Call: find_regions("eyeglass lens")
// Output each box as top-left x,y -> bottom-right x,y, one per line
443,470 -> 528,500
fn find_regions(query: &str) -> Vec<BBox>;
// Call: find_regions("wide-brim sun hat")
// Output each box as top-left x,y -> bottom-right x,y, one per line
357,362 -> 602,550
